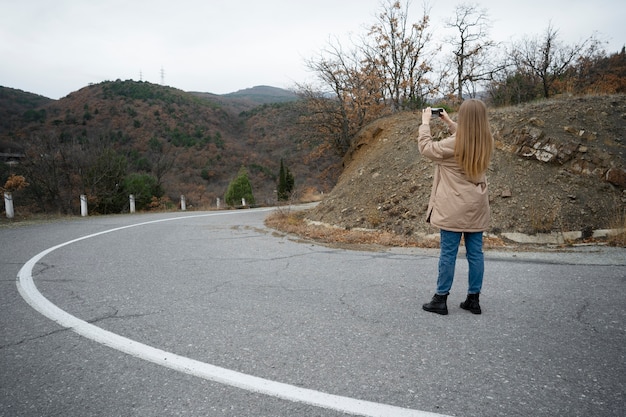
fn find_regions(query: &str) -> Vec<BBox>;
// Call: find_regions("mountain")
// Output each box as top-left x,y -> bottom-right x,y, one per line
223,85 -> 298,103
189,86 -> 298,115
0,81 -> 339,214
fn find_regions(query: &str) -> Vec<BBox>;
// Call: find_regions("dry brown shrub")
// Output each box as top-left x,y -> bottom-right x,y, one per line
2,174 -> 29,193
147,196 -> 174,211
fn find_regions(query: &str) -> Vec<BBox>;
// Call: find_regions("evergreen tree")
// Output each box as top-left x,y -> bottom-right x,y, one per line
277,159 -> 295,201
225,166 -> 255,206
286,166 -> 294,196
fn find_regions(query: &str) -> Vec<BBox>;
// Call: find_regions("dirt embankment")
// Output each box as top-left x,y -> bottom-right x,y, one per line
305,94 -> 626,245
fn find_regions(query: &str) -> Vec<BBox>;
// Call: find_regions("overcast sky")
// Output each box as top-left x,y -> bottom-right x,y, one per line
1,0 -> 624,100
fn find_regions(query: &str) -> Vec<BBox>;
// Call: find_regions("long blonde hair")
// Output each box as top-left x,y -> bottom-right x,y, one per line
454,99 -> 493,181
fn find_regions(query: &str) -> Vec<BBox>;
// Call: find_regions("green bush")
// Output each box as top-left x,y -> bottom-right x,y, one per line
225,166 -> 255,207
123,173 -> 162,210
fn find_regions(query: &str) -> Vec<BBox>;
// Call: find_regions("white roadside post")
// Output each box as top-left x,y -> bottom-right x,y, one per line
129,194 -> 136,213
180,195 -> 186,211
80,194 -> 88,217
4,192 -> 14,219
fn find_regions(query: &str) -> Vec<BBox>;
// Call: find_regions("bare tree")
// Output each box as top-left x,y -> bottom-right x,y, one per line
300,39 -> 388,156
366,0 -> 436,110
299,0 -> 437,156
19,132 -> 80,213
510,23 -> 601,98
146,136 -> 177,188
445,3 -> 496,101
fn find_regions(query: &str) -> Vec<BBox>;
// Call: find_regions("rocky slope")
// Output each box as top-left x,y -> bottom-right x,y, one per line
305,94 -> 626,243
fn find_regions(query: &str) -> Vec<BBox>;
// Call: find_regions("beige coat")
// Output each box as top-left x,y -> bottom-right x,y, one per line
417,123 -> 490,232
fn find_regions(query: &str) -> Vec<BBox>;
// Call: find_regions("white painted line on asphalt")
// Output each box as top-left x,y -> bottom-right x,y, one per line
16,210 -> 451,417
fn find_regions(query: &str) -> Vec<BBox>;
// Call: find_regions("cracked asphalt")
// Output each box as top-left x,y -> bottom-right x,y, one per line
1,208 -> 624,417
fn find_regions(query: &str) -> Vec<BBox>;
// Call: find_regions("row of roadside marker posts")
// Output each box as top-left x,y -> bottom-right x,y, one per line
79,194 -> 195,217
3,193 -> 248,219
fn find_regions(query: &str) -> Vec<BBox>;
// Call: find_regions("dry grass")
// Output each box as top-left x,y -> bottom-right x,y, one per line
0,212 -> 74,228
607,207 -> 626,247
265,209 -> 419,247
265,205 -> 626,249
529,200 -> 562,234
264,208 -> 510,249
608,230 -> 626,247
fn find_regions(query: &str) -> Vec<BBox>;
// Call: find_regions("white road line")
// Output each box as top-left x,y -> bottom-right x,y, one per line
16,210 -> 451,417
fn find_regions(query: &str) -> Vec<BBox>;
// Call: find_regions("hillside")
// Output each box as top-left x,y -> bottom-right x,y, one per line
305,94 -> 626,242
0,81 -> 339,213
0,87 -> 52,142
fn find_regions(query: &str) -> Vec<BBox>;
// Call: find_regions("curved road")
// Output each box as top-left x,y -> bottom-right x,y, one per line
1,208 -> 624,417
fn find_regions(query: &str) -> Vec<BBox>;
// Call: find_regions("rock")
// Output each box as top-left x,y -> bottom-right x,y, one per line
528,127 -> 544,140
564,126 -> 578,135
516,132 -> 581,165
605,167 -> 626,189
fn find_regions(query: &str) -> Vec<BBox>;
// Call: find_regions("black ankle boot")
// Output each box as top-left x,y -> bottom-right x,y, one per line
460,293 -> 481,314
423,293 -> 448,315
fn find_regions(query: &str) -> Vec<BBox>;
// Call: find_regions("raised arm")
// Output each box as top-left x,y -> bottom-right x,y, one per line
418,108 -> 456,161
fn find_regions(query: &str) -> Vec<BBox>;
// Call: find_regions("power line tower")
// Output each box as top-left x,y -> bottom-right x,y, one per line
160,66 -> 165,85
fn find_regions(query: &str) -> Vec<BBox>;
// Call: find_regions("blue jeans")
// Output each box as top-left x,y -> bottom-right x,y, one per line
436,230 -> 484,295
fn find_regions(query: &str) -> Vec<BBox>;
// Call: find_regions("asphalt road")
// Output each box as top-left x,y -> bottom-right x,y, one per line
1,208 -> 624,417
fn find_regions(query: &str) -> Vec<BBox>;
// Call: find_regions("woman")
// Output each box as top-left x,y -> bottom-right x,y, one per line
417,100 -> 493,315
